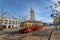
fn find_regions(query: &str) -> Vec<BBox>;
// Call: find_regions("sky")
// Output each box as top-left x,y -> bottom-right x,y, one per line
0,0 -> 59,23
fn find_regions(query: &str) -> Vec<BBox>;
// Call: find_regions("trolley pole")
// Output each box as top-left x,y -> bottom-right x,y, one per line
0,9 -> 4,30
0,9 -> 6,30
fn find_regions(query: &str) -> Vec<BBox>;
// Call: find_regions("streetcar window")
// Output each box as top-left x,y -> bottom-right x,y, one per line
28,24 -> 31,26
20,24 -> 24,27
32,24 -> 37,26
25,24 -> 27,26
32,24 -> 35,26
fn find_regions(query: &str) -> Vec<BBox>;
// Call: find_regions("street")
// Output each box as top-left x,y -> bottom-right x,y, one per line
0,26 -> 54,40
0,26 -> 60,40
21,28 -> 52,40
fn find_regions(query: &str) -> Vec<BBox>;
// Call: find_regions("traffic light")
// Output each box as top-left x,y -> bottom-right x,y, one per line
51,14 -> 53,17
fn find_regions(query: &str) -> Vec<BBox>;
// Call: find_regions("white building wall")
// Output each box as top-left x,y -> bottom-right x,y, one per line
0,17 -> 21,29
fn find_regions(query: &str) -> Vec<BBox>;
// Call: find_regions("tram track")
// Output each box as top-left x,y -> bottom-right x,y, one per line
21,29 -> 53,40
0,26 -> 54,40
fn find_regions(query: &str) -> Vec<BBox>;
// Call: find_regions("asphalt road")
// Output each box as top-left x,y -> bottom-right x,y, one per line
24,26 -> 54,40
0,26 -> 54,40
32,29 -> 51,36
21,26 -> 53,40
43,26 -> 55,29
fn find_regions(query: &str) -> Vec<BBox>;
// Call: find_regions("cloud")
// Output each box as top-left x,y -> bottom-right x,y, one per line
50,0 -> 60,12
51,0 -> 60,3
35,17 -> 53,23
55,7 -> 60,12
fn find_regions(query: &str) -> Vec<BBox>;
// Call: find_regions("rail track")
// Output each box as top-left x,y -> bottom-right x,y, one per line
30,29 -> 53,40
0,28 -> 53,40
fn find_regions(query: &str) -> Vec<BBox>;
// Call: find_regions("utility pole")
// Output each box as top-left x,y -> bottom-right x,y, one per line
22,14 -> 28,22
0,9 -> 4,30
0,9 -> 3,27
0,9 -> 6,30
23,15 -> 26,22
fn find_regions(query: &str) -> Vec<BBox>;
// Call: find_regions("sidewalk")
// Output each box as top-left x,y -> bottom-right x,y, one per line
50,30 -> 60,40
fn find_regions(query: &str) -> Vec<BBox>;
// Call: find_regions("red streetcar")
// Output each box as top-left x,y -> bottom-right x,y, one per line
20,21 -> 44,33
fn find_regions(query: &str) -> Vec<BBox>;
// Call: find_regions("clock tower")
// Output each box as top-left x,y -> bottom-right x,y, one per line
30,7 -> 35,21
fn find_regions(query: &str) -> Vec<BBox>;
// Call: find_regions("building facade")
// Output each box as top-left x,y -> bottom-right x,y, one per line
0,17 -> 20,29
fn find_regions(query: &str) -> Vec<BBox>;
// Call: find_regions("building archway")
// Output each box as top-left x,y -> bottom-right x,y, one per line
8,25 -> 11,28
